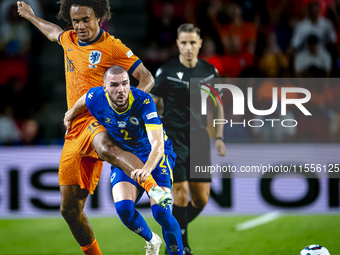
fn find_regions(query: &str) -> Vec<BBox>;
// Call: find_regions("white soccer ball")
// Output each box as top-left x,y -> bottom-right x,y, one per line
300,244 -> 331,255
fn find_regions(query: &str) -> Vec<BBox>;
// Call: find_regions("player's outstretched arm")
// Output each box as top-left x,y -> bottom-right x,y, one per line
215,95 -> 226,156
17,1 -> 63,42
132,63 -> 155,93
64,94 -> 87,130
131,128 -> 164,182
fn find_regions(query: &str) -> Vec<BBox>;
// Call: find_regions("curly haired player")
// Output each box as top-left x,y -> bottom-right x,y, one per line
17,1 -> 171,254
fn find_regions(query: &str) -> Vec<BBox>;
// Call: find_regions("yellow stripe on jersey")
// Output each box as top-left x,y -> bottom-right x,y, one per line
105,90 -> 135,115
145,124 -> 163,132
166,155 -> 174,186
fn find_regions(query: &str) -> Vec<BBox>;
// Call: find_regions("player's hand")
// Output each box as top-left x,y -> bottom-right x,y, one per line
17,1 -> 35,20
131,169 -> 150,184
215,139 -> 226,156
63,110 -> 74,131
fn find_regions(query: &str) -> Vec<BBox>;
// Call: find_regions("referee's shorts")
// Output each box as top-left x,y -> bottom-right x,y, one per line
165,126 -> 211,183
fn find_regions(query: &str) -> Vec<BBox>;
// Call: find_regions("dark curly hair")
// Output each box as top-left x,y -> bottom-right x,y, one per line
57,0 -> 111,26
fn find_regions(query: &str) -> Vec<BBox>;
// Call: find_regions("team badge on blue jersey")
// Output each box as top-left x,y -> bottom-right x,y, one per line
88,50 -> 102,68
117,121 -> 127,128
129,116 -> 139,126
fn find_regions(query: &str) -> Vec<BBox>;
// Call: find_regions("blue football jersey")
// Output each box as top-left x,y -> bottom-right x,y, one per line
85,86 -> 173,155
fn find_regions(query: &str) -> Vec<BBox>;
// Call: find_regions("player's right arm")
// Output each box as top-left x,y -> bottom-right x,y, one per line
64,94 -> 87,130
17,1 -> 63,43
131,127 -> 164,182
150,67 -> 167,114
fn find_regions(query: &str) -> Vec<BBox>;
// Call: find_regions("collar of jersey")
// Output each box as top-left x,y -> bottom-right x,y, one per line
78,28 -> 104,46
105,90 -> 135,115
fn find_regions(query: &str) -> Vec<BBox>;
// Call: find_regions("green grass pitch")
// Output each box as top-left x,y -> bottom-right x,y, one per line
0,214 -> 339,254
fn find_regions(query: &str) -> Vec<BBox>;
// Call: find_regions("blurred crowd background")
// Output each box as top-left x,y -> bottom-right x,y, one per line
1,0 -> 340,145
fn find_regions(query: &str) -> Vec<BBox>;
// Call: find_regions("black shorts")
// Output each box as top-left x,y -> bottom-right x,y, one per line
165,127 -> 211,183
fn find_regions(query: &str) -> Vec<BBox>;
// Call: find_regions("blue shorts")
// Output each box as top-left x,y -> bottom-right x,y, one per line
110,150 -> 176,203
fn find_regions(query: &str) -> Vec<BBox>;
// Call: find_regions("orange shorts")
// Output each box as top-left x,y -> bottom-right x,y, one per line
59,111 -> 107,194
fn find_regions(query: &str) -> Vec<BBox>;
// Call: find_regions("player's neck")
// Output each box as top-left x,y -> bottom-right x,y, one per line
179,55 -> 198,68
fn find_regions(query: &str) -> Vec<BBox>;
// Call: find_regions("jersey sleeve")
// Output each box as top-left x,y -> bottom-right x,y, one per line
150,67 -> 167,98
213,65 -> 219,78
85,87 -> 104,116
209,64 -> 223,97
58,31 -> 70,48
111,38 -> 142,75
140,95 -> 163,132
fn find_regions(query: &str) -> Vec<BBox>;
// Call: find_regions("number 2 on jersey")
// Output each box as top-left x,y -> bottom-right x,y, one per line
159,154 -> 167,168
121,130 -> 131,140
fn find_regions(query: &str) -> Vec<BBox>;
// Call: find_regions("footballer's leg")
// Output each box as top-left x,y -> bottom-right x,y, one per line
150,187 -> 183,255
163,127 -> 189,252
60,185 -> 102,255
149,153 -> 183,255
93,131 -> 171,207
111,170 -> 160,254
172,181 -> 190,252
59,125 -> 104,255
188,182 -> 210,222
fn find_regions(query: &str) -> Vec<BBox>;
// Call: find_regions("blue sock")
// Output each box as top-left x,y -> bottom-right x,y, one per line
151,204 -> 183,255
115,200 -> 152,241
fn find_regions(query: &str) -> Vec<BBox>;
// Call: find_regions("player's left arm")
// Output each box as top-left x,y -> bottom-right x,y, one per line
132,63 -> 155,93
63,94 -> 87,131
131,127 -> 164,182
215,95 -> 226,156
213,68 -> 226,156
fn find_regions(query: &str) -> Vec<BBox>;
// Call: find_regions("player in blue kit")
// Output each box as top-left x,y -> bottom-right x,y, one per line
64,65 -> 183,255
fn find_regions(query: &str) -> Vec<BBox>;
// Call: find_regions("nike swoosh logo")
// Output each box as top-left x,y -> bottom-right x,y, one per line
67,48 -> 74,52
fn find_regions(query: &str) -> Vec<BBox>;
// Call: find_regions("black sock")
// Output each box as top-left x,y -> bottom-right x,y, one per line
187,201 -> 203,223
172,204 -> 189,247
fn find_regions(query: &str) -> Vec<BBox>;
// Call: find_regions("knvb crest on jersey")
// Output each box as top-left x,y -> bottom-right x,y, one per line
88,50 -> 102,68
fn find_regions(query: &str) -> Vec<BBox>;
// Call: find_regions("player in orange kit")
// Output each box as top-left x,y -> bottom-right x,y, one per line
17,1 -> 171,254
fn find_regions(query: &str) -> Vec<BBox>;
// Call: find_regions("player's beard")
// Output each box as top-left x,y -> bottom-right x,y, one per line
110,94 -> 128,110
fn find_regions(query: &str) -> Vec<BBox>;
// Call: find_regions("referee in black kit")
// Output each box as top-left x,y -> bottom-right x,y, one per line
150,23 -> 226,255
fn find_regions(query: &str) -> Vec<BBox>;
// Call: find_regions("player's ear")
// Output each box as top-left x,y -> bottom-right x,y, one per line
198,38 -> 203,49
103,84 -> 107,92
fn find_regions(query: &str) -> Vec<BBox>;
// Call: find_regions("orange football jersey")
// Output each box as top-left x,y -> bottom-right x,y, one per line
58,29 -> 141,110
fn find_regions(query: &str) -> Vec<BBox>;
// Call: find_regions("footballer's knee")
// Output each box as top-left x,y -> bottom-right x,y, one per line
60,203 -> 81,223
191,195 -> 209,210
191,188 -> 210,210
172,182 -> 189,207
115,200 -> 135,223
93,132 -> 120,165
59,186 -> 87,223
99,142 -> 120,165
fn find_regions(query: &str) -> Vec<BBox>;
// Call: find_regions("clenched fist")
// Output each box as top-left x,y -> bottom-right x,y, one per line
17,1 -> 34,20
